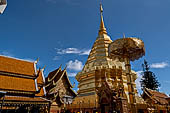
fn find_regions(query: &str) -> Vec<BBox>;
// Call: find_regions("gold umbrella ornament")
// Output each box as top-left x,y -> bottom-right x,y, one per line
108,36 -> 145,112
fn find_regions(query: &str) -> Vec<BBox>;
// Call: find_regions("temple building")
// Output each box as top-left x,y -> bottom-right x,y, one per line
67,4 -> 146,113
142,88 -> 170,113
0,55 -> 50,113
45,66 -> 77,113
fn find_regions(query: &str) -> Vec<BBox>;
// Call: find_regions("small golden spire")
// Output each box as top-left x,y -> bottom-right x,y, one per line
100,2 -> 103,12
99,3 -> 107,35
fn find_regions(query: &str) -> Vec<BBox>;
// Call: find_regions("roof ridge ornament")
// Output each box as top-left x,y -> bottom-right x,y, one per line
59,64 -> 62,68
42,65 -> 46,71
35,58 -> 39,64
64,65 -> 67,70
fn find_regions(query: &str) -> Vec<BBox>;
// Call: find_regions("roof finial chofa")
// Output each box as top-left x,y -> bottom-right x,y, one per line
35,57 -> 39,64
99,3 -> 107,35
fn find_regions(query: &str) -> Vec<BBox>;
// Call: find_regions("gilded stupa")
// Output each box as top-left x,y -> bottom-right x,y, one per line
69,3 -> 143,113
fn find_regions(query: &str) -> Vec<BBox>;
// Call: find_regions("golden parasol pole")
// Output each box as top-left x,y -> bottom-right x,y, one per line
124,53 -> 137,113
124,57 -> 136,104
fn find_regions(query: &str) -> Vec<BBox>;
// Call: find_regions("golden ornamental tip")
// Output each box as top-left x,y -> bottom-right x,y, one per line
99,3 -> 107,35
100,3 -> 103,13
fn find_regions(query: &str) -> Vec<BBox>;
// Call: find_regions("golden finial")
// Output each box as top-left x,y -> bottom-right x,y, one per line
99,2 -> 107,35
100,2 -> 103,13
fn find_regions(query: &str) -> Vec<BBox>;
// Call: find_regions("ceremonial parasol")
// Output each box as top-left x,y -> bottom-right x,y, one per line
109,37 -> 145,62
108,36 -> 145,112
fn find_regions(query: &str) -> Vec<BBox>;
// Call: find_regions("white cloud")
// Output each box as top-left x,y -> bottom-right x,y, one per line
80,49 -> 91,55
67,60 -> 83,71
56,48 -> 90,55
164,81 -> 170,84
57,48 -> 80,54
135,71 -> 143,94
67,72 -> 77,77
150,62 -> 169,69
53,56 -> 60,61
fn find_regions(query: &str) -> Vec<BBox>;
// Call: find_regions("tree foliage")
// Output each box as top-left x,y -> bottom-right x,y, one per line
140,60 -> 160,91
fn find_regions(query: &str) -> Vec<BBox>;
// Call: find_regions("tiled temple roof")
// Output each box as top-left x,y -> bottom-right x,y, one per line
0,96 -> 50,105
0,55 -> 46,95
36,69 -> 46,96
45,67 -> 76,97
0,56 -> 35,76
144,88 -> 168,105
45,67 -> 61,83
0,75 -> 36,92
37,70 -> 44,85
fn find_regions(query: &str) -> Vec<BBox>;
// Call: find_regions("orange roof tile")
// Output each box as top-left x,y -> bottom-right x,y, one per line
0,96 -> 49,102
0,74 -> 36,92
36,70 -> 45,96
0,56 -> 35,76
36,87 -> 45,97
37,70 -> 44,85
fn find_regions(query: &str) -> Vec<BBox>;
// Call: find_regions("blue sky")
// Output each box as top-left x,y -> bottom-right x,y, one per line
1,0 -> 170,94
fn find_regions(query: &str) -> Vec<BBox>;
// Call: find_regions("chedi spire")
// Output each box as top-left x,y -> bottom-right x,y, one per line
99,3 -> 107,35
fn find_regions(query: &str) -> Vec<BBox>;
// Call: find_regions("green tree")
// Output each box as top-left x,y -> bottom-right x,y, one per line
140,60 -> 160,91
